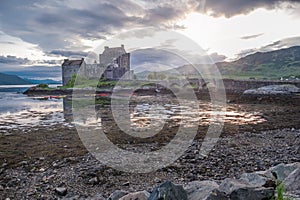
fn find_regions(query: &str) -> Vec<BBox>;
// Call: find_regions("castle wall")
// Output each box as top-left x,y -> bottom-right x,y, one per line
84,64 -> 104,79
62,64 -> 81,85
118,53 -> 130,70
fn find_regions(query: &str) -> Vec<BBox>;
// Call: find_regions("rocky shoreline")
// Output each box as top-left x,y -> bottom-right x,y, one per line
0,127 -> 299,199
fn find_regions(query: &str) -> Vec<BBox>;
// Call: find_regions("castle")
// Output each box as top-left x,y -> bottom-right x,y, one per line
62,45 -> 133,85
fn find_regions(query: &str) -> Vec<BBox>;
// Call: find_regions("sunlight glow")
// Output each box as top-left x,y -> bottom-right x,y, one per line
177,8 -> 300,59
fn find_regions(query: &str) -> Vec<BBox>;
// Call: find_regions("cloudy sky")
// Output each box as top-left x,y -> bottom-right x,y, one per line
0,0 -> 300,79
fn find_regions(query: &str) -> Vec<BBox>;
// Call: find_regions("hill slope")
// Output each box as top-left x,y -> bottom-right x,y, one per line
136,46 -> 300,80
0,73 -> 31,85
217,46 -> 300,79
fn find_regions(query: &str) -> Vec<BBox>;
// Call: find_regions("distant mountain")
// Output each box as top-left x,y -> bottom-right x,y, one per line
0,73 -> 31,85
24,78 -> 61,84
0,66 -> 62,81
135,70 -> 153,79
217,46 -> 300,79
142,46 -> 300,80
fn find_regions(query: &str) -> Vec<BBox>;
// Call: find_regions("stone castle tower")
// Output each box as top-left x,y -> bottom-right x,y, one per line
62,45 -> 132,85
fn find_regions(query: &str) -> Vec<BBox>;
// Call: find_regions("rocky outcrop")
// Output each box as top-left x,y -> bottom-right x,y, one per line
184,181 -> 227,200
284,168 -> 300,199
104,163 -> 299,200
243,84 -> 300,95
119,191 -> 150,200
148,181 -> 188,200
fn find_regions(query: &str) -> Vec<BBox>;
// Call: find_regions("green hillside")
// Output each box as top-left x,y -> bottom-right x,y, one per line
136,46 -> 300,80
0,73 -> 31,85
217,46 -> 300,79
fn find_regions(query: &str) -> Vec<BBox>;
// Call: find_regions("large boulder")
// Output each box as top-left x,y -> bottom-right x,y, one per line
218,179 -> 250,194
239,173 -> 272,187
184,181 -> 227,200
229,187 -> 274,200
243,84 -> 300,95
119,191 -> 150,200
107,190 -> 128,200
218,178 -> 274,200
148,181 -> 187,200
284,168 -> 300,199
269,163 -> 300,181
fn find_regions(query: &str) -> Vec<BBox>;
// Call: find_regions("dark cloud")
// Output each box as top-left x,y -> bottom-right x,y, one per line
48,50 -> 89,58
0,1 -> 141,51
143,5 -> 184,25
260,36 -> 300,51
0,0 -> 192,52
236,36 -> 300,58
0,54 -> 62,68
240,33 -> 264,40
131,48 -> 186,72
198,0 -> 300,17
0,55 -> 30,65
0,0 -> 299,58
131,48 -> 226,72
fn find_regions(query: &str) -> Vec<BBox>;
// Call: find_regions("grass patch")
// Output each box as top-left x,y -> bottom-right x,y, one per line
71,97 -> 111,108
275,181 -> 294,200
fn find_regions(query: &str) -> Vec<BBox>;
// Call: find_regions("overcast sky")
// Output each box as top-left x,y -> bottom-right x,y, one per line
0,0 -> 300,78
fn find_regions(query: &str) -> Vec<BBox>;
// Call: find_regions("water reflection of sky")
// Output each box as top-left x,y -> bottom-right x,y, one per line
0,92 -> 267,133
128,102 -> 266,130
0,92 -> 67,132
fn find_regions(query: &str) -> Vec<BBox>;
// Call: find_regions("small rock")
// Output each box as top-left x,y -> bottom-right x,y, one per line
88,177 -> 99,185
39,167 -> 46,172
122,181 -> 130,186
119,191 -> 150,200
19,161 -> 28,165
154,177 -> 161,183
148,181 -> 187,200
55,187 -> 67,196
108,190 -> 128,200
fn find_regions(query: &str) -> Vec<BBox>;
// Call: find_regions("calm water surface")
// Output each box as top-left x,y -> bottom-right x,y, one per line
0,85 -> 267,132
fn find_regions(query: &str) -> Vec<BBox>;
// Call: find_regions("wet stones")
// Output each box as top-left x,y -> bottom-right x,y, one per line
55,187 -> 67,196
